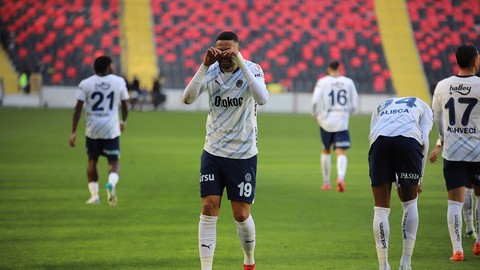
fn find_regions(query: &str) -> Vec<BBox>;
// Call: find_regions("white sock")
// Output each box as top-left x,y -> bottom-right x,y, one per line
447,200 -> 464,253
476,196 -> 480,243
235,215 -> 256,265
373,207 -> 390,270
199,214 -> 218,270
108,172 -> 119,188
463,188 -> 474,233
400,198 -> 418,267
88,182 -> 99,199
337,155 -> 347,181
321,153 -> 331,185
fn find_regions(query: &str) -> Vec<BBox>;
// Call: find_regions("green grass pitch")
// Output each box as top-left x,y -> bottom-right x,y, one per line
0,107 -> 479,269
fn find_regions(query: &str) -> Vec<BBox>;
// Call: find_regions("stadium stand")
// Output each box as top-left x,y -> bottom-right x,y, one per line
1,0 -> 477,95
0,0 -> 122,86
151,0 -> 394,93
406,0 -> 480,90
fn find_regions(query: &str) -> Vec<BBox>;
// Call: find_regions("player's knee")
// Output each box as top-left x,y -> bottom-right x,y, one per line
232,208 -> 250,222
201,201 -> 219,216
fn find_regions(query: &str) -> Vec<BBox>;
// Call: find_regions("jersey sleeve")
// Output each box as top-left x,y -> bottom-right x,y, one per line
119,79 -> 129,100
76,81 -> 87,101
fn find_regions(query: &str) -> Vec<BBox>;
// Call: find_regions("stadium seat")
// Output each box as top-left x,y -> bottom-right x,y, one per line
0,0 -> 122,85
406,0 -> 480,86
150,0 -> 393,93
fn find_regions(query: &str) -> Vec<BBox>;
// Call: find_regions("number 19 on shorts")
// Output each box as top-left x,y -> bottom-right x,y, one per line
238,182 -> 252,197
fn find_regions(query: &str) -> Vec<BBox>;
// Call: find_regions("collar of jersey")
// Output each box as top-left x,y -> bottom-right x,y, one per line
220,66 -> 240,74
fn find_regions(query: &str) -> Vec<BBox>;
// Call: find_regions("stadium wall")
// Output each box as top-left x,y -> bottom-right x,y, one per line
2,87 -> 393,115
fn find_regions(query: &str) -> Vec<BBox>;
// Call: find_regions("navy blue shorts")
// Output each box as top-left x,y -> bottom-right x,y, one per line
443,159 -> 480,191
199,150 -> 257,203
320,128 -> 351,150
86,137 -> 120,160
369,136 -> 423,186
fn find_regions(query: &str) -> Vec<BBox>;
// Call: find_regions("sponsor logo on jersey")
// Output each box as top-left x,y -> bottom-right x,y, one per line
200,174 -> 215,182
379,108 -> 409,116
254,64 -> 263,78
449,84 -> 471,95
214,96 -> 243,107
399,172 -> 419,180
95,82 -> 111,90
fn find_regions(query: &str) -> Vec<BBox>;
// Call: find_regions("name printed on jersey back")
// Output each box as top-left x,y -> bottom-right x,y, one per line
447,126 -> 476,134
379,108 -> 409,116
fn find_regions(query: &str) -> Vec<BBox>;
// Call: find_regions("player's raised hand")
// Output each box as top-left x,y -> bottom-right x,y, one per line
203,47 -> 222,66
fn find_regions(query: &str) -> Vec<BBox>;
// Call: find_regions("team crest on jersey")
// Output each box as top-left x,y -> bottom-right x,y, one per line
236,80 -> 244,88
245,173 -> 252,182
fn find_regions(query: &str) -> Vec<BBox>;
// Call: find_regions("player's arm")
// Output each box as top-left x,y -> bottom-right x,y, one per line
429,138 -> 443,163
311,81 -> 321,118
418,102 -> 433,177
350,82 -> 359,114
183,65 -> 206,104
233,51 -> 269,105
120,99 -> 129,132
431,86 -> 445,142
183,48 -> 220,104
69,100 -> 84,147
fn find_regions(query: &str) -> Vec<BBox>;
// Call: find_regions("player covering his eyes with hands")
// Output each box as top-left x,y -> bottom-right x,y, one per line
183,31 -> 269,270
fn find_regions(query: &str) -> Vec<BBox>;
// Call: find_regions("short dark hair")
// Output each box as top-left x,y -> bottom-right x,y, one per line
456,44 -> 478,68
216,31 -> 238,42
328,61 -> 340,70
94,56 -> 112,74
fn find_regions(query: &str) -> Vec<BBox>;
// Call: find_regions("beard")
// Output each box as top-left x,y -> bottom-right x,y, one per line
219,58 -> 235,71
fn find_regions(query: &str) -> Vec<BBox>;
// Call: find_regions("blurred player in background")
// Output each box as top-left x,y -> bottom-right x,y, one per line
183,31 -> 268,270
69,55 -> 129,207
432,44 -> 480,261
311,61 -> 358,192
369,96 -> 433,270
429,140 -> 477,240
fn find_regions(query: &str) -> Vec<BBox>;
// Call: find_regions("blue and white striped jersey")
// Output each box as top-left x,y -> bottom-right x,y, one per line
369,97 -> 433,146
76,74 -> 129,139
196,61 -> 266,159
432,75 -> 480,161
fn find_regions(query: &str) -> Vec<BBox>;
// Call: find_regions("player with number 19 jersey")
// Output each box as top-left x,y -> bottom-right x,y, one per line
432,75 -> 480,162
197,61 -> 266,159
311,75 -> 359,132
76,74 -> 129,139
